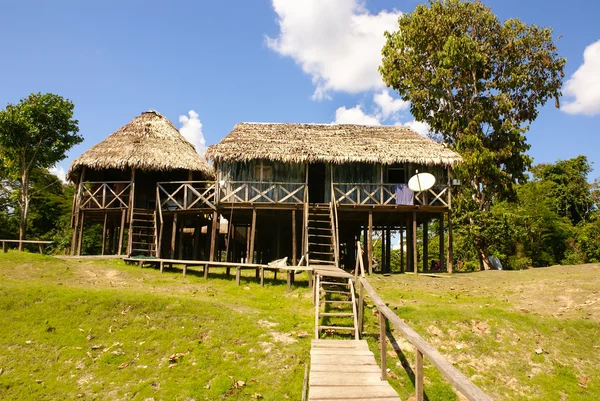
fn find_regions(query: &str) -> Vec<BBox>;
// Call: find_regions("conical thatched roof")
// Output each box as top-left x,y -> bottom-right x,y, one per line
206,123 -> 462,167
67,110 -> 213,181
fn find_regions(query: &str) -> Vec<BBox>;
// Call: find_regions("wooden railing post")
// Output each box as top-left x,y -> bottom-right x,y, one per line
358,279 -> 364,333
416,348 -> 424,401
379,311 -> 387,381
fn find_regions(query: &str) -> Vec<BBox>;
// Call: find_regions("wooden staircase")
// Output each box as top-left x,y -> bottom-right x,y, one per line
128,208 -> 157,257
315,275 -> 359,339
307,205 -> 336,267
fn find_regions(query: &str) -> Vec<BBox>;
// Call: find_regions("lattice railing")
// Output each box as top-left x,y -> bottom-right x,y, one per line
79,181 -> 131,209
334,183 -> 450,206
157,181 -> 217,211
219,181 -> 306,204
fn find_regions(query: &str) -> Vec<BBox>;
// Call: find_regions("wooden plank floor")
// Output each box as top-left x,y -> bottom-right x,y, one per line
309,339 -> 401,401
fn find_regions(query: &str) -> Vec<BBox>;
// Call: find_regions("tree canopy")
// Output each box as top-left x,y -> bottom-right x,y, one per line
0,93 -> 81,248
380,0 -> 566,269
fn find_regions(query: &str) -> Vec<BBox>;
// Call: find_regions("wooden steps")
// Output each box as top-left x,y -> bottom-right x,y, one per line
129,208 -> 157,257
308,340 -> 401,400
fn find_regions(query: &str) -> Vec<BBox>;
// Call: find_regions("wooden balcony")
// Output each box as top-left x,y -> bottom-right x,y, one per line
218,181 -> 306,204
79,181 -> 131,210
333,183 -> 450,207
157,181 -> 217,211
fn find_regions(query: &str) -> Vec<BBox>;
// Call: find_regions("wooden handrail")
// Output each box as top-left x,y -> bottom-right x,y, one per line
333,182 -> 450,207
357,278 -> 492,401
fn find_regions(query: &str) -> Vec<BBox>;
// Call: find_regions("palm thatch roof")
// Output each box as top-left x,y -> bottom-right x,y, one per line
67,110 -> 213,181
206,123 -> 462,166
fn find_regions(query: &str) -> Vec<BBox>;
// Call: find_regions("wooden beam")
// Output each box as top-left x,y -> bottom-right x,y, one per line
381,228 -> 386,274
400,223 -> 404,273
248,208 -> 257,264
70,167 -> 85,256
439,213 -> 445,272
367,211 -> 373,275
292,210 -> 297,266
379,312 -> 387,381
422,219 -> 428,272
447,167 -> 454,273
77,211 -> 85,256
118,209 -> 125,255
412,211 -> 418,273
209,211 -> 218,262
101,213 -> 108,256
385,228 -> 391,274
170,213 -> 178,259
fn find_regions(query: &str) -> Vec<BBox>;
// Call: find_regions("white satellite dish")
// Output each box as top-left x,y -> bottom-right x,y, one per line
408,172 -> 436,192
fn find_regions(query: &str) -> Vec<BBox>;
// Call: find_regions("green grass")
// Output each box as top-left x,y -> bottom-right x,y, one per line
2,253 -> 599,400
362,266 -> 600,400
0,252 -> 313,400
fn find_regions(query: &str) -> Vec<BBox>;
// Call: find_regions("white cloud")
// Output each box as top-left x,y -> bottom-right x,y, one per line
49,165 -> 67,184
266,0 -> 401,99
397,120 -> 430,137
562,40 -> 600,116
373,89 -> 409,118
179,110 -> 206,155
334,105 -> 380,125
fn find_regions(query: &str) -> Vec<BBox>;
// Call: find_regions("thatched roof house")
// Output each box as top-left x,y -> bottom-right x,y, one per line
206,123 -> 462,166
67,110 -> 213,182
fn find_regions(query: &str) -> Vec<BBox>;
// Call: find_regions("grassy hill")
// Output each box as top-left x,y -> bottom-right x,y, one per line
0,252 -> 313,400
0,252 -> 598,400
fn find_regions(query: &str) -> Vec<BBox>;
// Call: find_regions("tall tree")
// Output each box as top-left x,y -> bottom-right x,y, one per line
380,0 -> 565,270
0,93 -> 81,249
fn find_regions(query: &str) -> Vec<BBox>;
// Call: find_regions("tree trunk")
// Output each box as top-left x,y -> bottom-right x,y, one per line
475,243 -> 493,270
18,170 -> 30,251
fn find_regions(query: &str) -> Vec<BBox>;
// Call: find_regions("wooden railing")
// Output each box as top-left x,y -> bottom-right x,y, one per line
356,278 -> 491,401
157,181 -> 217,211
333,183 -> 450,207
330,181 -> 340,267
79,181 -> 131,209
219,181 -> 306,204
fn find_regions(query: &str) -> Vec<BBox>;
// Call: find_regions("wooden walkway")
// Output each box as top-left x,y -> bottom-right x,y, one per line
309,339 -> 401,401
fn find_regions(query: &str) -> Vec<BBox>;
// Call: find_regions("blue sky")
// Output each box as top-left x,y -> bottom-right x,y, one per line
1,0 -> 600,181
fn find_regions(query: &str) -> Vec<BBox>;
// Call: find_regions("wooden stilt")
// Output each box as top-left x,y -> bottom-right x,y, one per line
70,168 -> 85,256
209,211 -> 218,261
400,223 -> 404,273
248,208 -> 257,264
439,214 -> 445,272
245,226 -> 251,263
177,220 -> 184,260
126,168 -> 136,256
193,218 -> 201,260
385,228 -> 391,274
170,213 -> 178,259
118,210 -> 126,255
101,213 -> 108,255
381,229 -> 386,274
292,210 -> 297,266
71,210 -> 80,256
77,211 -> 85,256
412,212 -> 418,273
423,219 -> 429,272
447,210 -> 454,273
368,211 -> 373,275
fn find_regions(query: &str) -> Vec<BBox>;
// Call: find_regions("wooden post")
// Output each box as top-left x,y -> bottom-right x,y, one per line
118,209 -> 126,255
358,281 -> 364,332
101,213 -> 108,256
423,219 -> 428,272
381,228 -> 386,274
379,312 -> 386,381
193,218 -> 201,260
368,211 -> 373,275
77,211 -> 85,256
439,213 -> 445,272
412,211 -> 418,273
177,220 -> 184,260
447,210 -> 454,273
209,211 -> 218,262
292,210 -> 297,265
2,241 -> 7,253
385,228 -> 391,274
170,213 -> 178,259
70,167 -> 85,256
126,168 -> 136,255
447,167 -> 454,273
400,223 -> 404,273
248,208 -> 257,264
415,348 -> 424,401
406,215 -> 412,272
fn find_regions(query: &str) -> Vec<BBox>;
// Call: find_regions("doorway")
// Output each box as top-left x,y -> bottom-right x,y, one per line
308,163 -> 326,203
